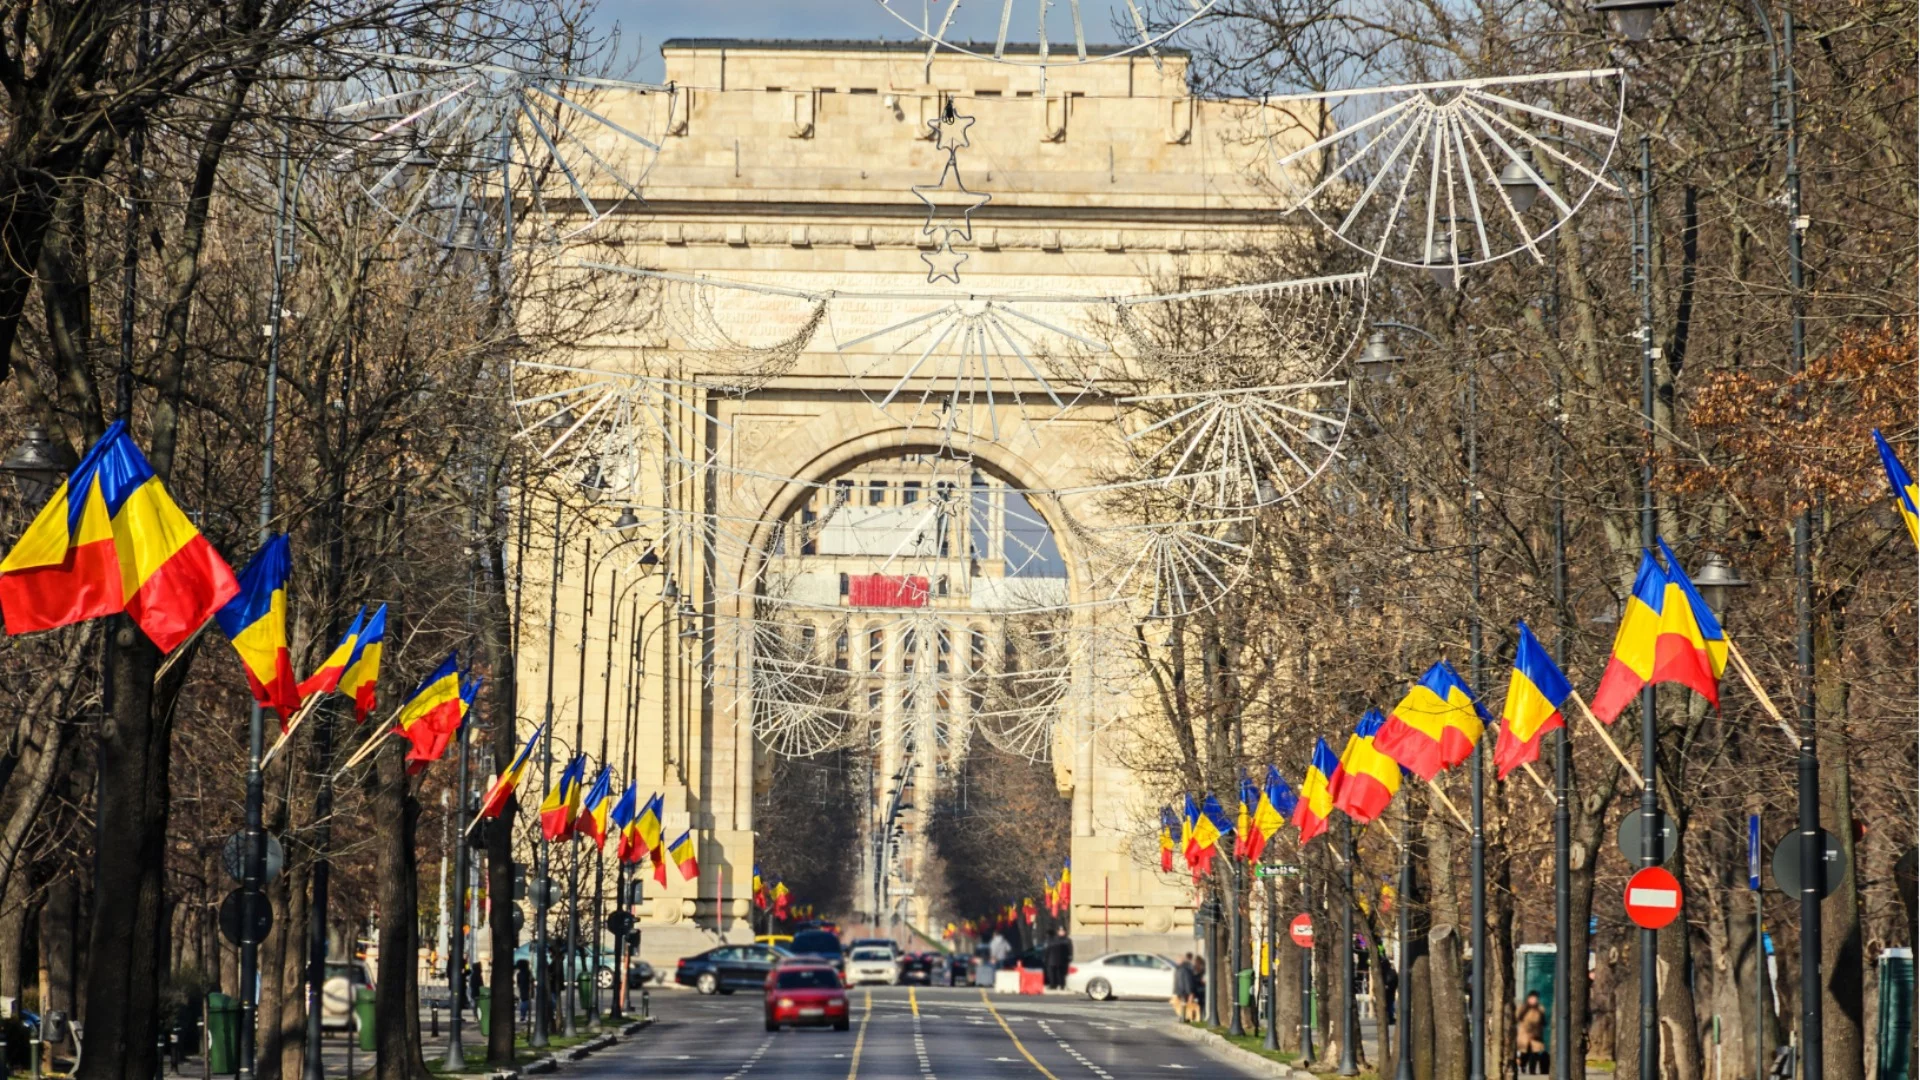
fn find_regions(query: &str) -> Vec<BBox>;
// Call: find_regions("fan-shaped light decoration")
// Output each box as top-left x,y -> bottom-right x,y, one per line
1265,69 -> 1625,272
1119,380 -> 1351,511
872,0 -> 1220,69
1087,516 -> 1257,620
332,53 -> 674,252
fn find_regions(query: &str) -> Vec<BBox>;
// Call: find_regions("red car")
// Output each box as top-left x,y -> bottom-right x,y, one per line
764,964 -> 851,1032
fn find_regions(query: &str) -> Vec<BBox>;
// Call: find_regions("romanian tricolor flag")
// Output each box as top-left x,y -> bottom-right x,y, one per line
1292,739 -> 1338,844
393,653 -> 464,774
214,534 -> 301,723
339,603 -> 387,723
1059,859 -> 1070,908
753,864 -> 768,909
1250,766 -> 1294,862
608,784 -> 638,861
1158,808 -> 1177,872
1651,538 -> 1727,708
298,604 -> 365,700
1374,660 -> 1487,781
540,754 -> 587,841
1180,794 -> 1202,868
1234,774 -> 1258,858
1022,896 -> 1036,925
0,421 -> 238,651
1192,793 -> 1232,874
1493,622 -> 1572,781
1875,429 -> 1919,544
772,881 -> 791,920
579,766 -> 615,850
1590,551 -> 1667,723
668,829 -> 699,880
1329,710 -> 1403,825
635,791 -> 667,885
476,723 -> 542,820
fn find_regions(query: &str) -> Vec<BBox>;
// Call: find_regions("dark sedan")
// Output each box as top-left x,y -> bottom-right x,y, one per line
673,944 -> 789,995
898,952 -> 933,984
783,929 -> 845,974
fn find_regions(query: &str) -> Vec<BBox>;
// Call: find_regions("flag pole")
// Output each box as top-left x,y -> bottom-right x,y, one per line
1425,781 -> 1471,832
151,616 -> 213,683
1566,690 -> 1644,787
1724,637 -> 1800,743
1520,761 -> 1552,796
259,693 -> 325,768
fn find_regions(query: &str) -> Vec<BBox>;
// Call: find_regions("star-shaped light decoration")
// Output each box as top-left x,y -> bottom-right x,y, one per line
927,108 -> 975,153
921,233 -> 969,284
911,160 -> 992,243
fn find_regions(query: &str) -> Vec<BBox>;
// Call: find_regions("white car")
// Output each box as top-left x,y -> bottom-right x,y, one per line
1064,952 -> 1180,1001
844,947 -> 901,986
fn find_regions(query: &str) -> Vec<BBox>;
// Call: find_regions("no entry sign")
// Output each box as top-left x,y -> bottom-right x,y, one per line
1624,866 -> 1683,930
1289,914 -> 1314,947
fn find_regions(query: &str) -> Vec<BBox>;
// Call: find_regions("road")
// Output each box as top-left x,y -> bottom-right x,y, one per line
565,984 -> 1271,1080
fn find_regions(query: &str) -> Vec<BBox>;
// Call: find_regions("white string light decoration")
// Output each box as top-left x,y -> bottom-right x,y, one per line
332,53 -> 674,252
871,0 -> 1220,69
1264,69 -> 1625,273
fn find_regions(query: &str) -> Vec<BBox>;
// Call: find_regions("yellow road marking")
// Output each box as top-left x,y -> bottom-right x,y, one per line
910,985 -> 919,1017
846,989 -> 872,1080
978,988 -> 1062,1080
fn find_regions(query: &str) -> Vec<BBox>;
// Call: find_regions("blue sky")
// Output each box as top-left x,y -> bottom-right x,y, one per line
598,1 -> 1153,81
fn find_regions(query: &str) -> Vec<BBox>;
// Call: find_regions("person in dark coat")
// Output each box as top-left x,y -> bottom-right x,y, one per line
1172,953 -> 1196,1019
1042,928 -> 1073,990
516,959 -> 534,1025
467,963 -> 485,1018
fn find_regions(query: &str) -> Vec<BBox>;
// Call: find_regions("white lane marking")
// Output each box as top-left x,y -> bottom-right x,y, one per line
721,1035 -> 773,1080
1037,1018 -> 1114,1079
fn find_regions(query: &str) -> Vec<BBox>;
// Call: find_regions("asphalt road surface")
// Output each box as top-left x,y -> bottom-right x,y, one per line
566,984 -> 1271,1079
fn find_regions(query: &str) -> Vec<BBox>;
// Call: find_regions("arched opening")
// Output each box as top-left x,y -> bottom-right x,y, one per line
746,447 -> 1074,949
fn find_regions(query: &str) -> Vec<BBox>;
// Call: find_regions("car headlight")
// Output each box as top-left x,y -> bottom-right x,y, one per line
829,997 -> 847,1007
778,998 -> 795,1007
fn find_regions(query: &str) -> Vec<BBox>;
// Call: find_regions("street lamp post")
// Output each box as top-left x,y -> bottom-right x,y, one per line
532,492 -> 564,1049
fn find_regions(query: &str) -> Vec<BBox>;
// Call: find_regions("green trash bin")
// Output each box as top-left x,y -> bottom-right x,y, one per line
577,969 -> 594,1011
204,993 -> 239,1075
354,988 -> 376,1051
1236,968 -> 1255,1008
476,986 -> 492,1038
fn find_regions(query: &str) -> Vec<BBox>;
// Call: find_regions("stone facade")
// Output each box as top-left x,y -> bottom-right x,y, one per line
515,39 -> 1310,966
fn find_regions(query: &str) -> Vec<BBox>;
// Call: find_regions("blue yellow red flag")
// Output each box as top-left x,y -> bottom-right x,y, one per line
1590,551 -> 1667,722
1158,807 -> 1177,872
1875,429 -> 1920,544
396,654 -> 464,774
1181,794 -> 1201,866
1235,774 -> 1259,858
753,863 -> 769,908
298,604 -> 365,701
540,754 -> 587,841
608,784 -> 638,853
669,829 -> 699,880
1650,538 -> 1728,708
1292,739 -> 1339,843
339,603 -> 387,723
580,766 -> 615,849
1375,661 -> 1487,781
1251,766 -> 1293,861
1194,794 -> 1233,855
476,722 -> 543,820
0,421 -> 239,651
637,792 -> 668,884
614,788 -> 648,865
1493,621 -> 1573,780
1330,710 -> 1403,825
215,534 -> 302,723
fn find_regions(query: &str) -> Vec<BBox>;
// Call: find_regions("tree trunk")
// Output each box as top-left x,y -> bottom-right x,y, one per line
252,864 -> 291,1080
1657,836 -> 1703,1080
1428,792 -> 1468,1080
483,460 -> 521,1065
1407,800 -> 1435,1080
0,878 -> 27,1003
373,744 -> 430,1080
1276,877 -> 1302,1053
1568,759 -> 1620,1074
42,869 -> 79,1057
75,619 -> 170,1080
1487,781 -> 1516,1080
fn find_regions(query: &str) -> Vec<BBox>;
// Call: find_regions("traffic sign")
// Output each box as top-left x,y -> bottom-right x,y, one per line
1624,866 -> 1682,929
219,888 -> 274,946
1771,829 -> 1848,899
221,832 -> 284,886
1289,914 -> 1314,947
1616,809 -> 1677,865
607,911 -> 636,936
1747,814 -> 1762,890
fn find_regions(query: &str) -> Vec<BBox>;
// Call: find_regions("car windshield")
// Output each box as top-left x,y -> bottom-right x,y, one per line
775,969 -> 841,990
850,948 -> 891,961
790,931 -> 841,955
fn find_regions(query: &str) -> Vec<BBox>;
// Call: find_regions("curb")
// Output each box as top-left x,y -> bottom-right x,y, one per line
466,1015 -> 657,1078
1159,1022 -> 1319,1080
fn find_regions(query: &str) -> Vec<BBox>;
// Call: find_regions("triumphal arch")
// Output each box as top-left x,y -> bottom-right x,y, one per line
512,38 -> 1330,963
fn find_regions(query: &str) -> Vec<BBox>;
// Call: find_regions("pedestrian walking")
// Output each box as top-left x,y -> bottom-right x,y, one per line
467,962 -> 485,1019
1172,952 -> 1195,1020
1515,991 -> 1547,1075
1187,955 -> 1207,1022
516,959 -> 533,1027
989,932 -> 1012,970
